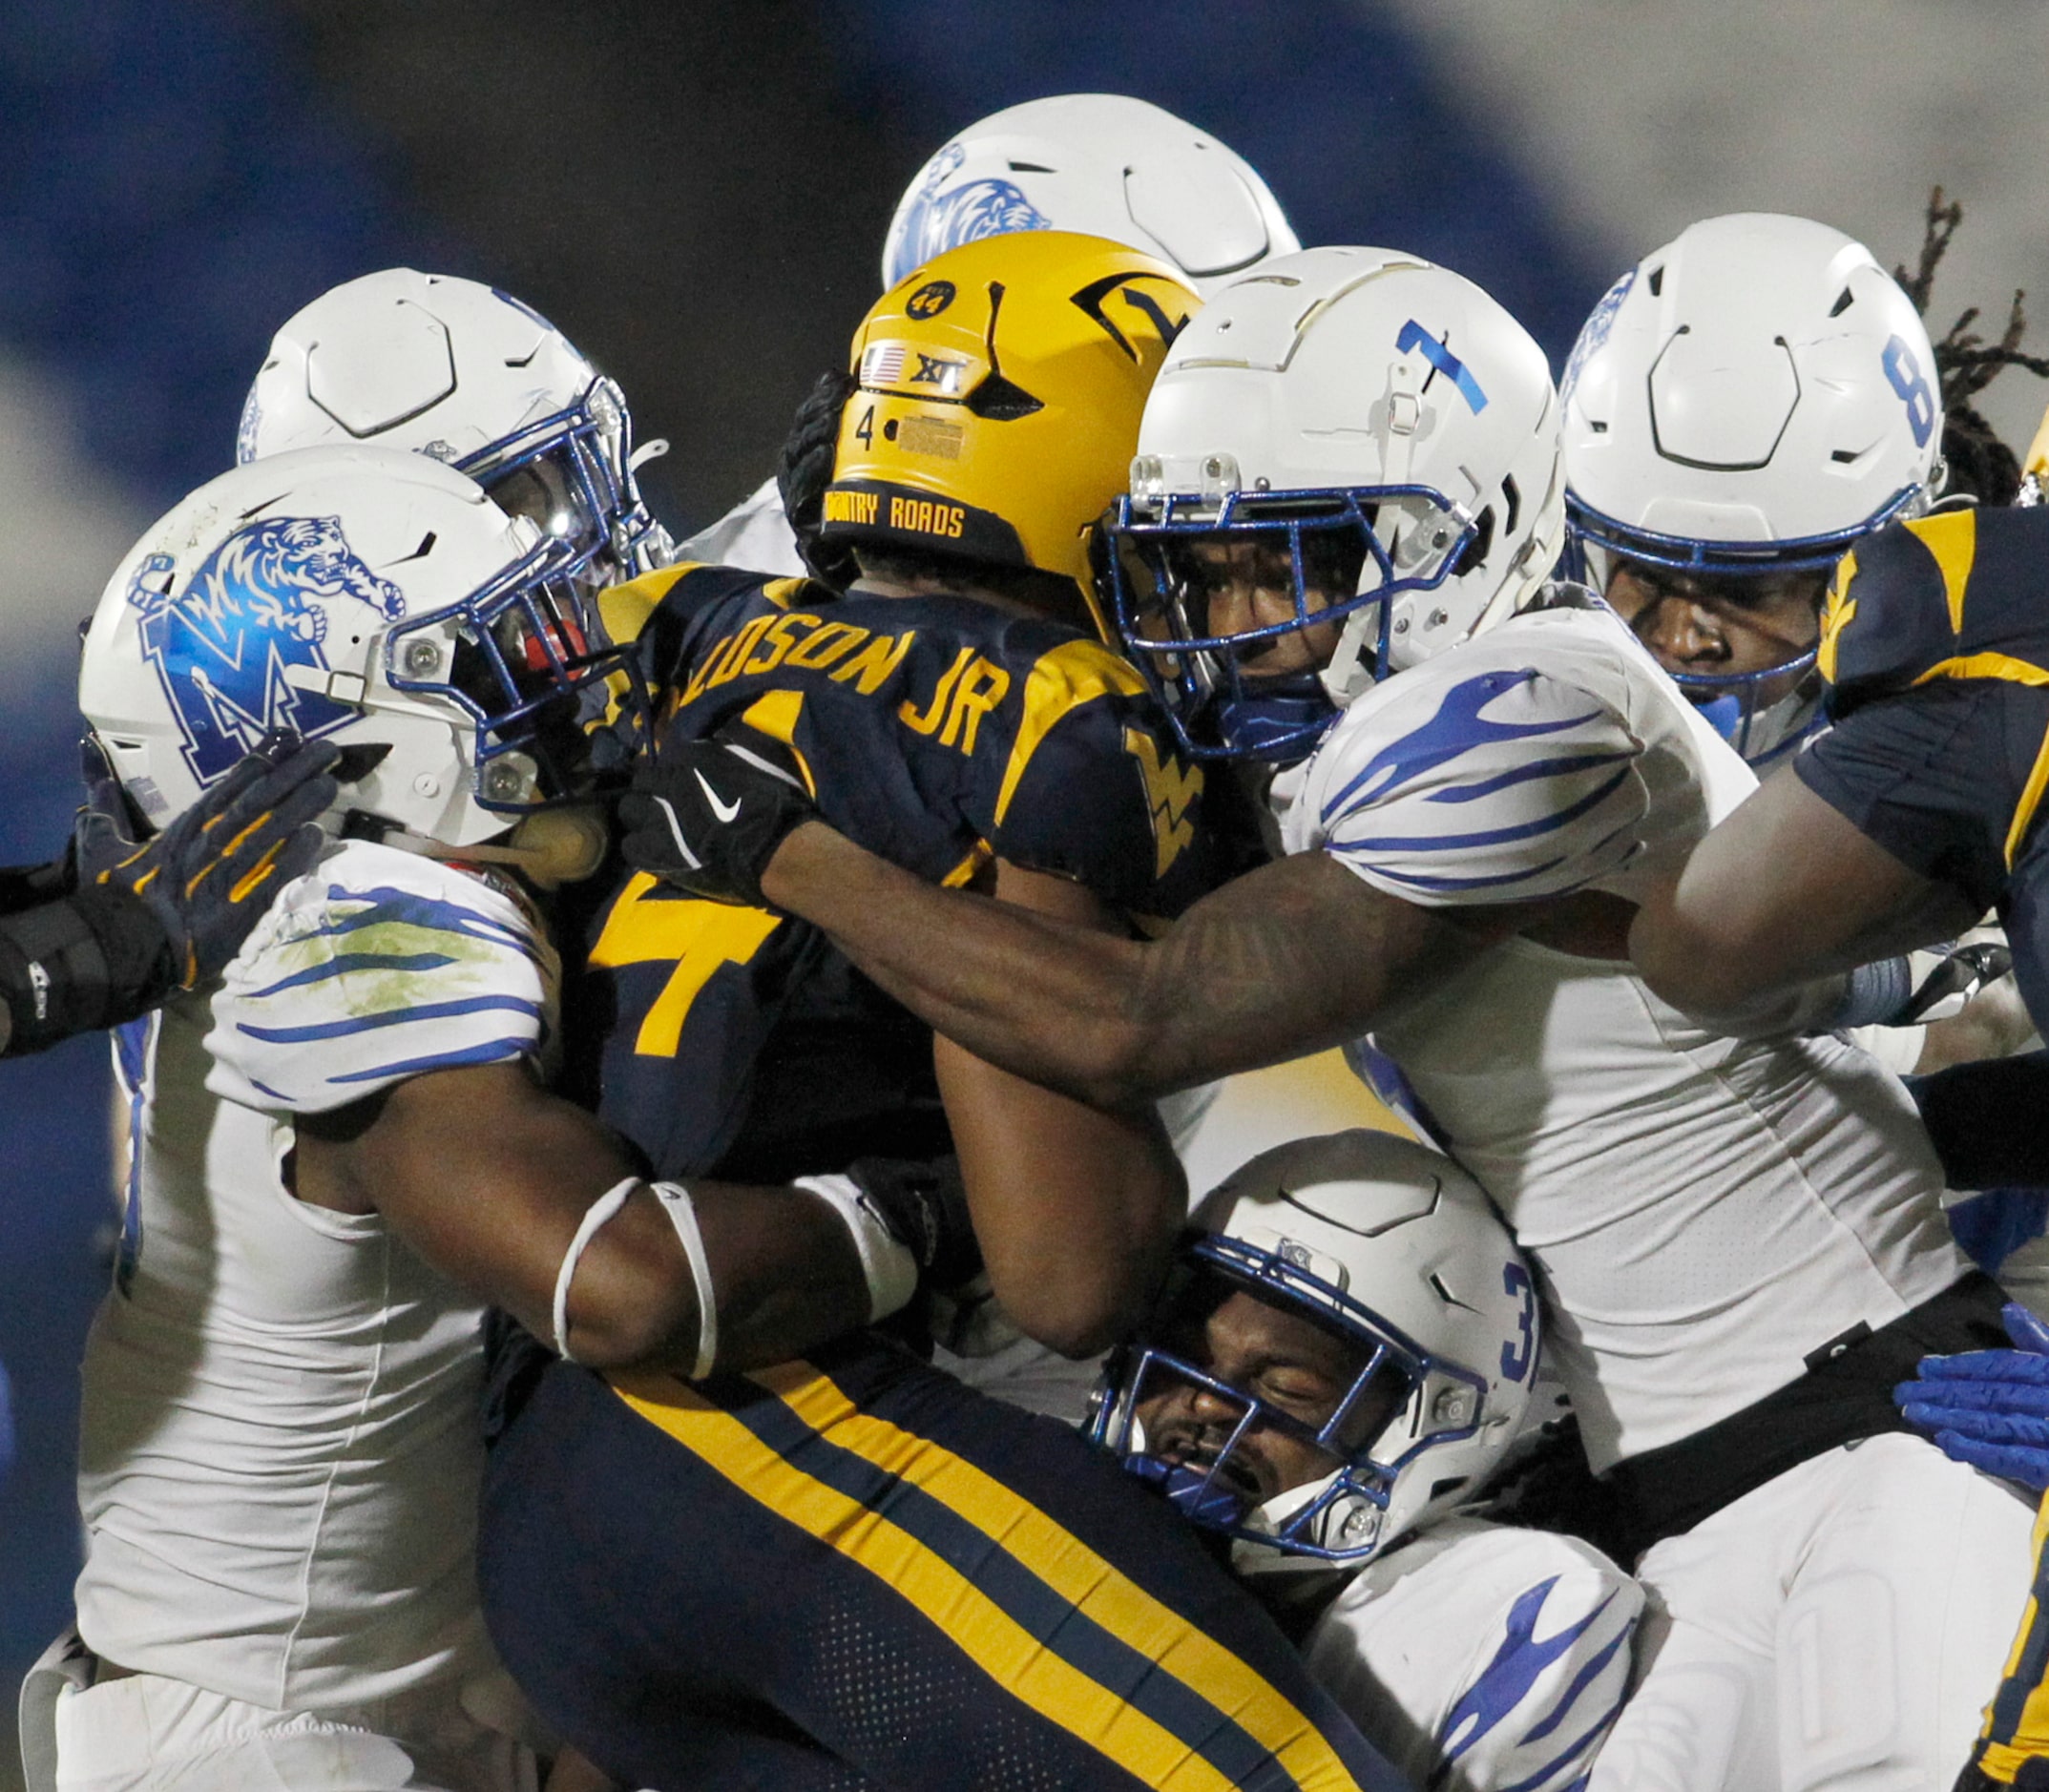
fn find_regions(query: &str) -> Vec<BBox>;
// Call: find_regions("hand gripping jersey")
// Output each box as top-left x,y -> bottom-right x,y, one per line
1285,597 -> 1969,1470
1303,1517 -> 1641,1792
575,562 -> 1230,1180
73,840 -> 556,1710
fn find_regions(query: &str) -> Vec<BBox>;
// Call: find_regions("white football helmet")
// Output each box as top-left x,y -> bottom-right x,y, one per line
1101,245 -> 1566,761
79,445 -> 643,850
240,269 -> 671,580
882,94 -> 1299,297
1090,1129 -> 1536,1578
1561,215 -> 1944,761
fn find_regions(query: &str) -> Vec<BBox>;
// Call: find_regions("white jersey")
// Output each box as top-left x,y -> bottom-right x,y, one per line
1304,1517 -> 1641,1792
74,841 -> 557,1712
676,474 -> 805,577
1286,600 -> 1969,1469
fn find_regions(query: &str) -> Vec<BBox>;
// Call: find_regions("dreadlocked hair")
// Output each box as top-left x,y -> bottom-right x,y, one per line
1895,186 -> 2049,506
777,368 -> 863,587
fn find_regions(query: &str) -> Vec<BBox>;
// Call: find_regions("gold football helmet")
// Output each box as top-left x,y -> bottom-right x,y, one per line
819,230 -> 1200,628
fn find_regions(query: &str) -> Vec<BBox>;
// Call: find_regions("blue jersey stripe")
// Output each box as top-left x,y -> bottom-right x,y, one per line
316,886 -> 529,952
325,1036 -> 533,1083
1354,853 -> 1572,892
1517,1605 -> 1629,1744
113,1015 -> 152,1092
236,992 -> 542,1045
243,950 -> 459,1000
1324,669 -> 1604,817
1493,1683 -> 1630,1792
1442,1576 -> 1585,1766
1424,749 -> 1636,805
1339,765 -> 1632,856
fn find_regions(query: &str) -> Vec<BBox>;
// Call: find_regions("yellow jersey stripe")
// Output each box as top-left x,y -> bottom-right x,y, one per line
2006,724 -> 2049,870
994,640 -> 1149,828
607,1368 -> 1243,1791
1907,508 -> 1978,636
1895,645 -> 2049,870
1909,653 -> 2049,691
760,1362 -> 1363,1792
598,563 -> 702,648
1979,1490 -> 2049,1780
740,690 -> 817,798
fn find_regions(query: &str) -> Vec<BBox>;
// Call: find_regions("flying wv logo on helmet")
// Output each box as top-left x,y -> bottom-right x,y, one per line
130,515 -> 407,785
889,141 -> 1054,279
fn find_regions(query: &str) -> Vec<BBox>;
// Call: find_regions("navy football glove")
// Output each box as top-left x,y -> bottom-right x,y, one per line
617,724 -> 817,908
1896,1302 -> 2049,1491
76,729 -> 342,990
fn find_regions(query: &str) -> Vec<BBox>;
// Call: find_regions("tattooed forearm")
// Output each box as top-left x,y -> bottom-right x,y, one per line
764,825 -> 1506,1107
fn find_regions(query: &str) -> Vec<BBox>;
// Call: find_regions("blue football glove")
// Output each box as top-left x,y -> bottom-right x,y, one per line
617,722 -> 818,908
75,729 -> 342,990
1895,1302 -> 2049,1490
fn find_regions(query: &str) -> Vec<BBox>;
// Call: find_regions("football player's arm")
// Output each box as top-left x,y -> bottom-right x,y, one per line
932,860 -> 1188,1358
292,1060 -> 872,1373
763,824 -> 1517,1112
0,735 -> 340,1058
1628,764 -> 1979,1028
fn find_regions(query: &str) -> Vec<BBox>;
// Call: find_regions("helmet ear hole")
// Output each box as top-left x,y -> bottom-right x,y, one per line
1446,506 -> 1496,580
966,374 -> 1044,421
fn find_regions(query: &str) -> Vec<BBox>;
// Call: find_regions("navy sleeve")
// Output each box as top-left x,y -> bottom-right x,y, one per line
1792,679 -> 2045,914
985,677 -> 1229,921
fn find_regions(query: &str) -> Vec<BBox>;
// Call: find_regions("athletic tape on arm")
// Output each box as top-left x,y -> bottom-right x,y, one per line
794,1172 -> 919,1323
552,1177 -> 638,1363
650,1181 -> 719,1379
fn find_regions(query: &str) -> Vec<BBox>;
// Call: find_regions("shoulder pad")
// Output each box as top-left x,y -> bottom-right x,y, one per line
203,842 -> 557,1114
1292,644 -> 1648,905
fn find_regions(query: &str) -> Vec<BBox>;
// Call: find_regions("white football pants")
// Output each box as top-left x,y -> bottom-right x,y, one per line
40,1668 -> 537,1792
1590,1432 -> 2034,1792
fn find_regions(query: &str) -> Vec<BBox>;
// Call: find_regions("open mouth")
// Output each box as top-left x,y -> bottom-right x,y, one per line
1162,1441 -> 1265,1506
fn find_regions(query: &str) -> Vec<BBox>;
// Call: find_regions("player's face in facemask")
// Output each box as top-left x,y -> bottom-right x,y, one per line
1132,1282 -> 1395,1505
1158,531 -> 1369,680
1604,559 -> 1827,702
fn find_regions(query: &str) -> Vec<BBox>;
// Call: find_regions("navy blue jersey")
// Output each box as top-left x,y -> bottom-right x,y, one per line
481,1338 -> 1409,1792
1798,506 -> 2049,1031
489,564 -> 1396,1790
570,562 -> 1231,1181
1815,504 -> 2049,712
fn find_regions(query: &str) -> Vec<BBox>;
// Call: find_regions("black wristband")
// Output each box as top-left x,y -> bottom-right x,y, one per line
0,886 -> 173,1056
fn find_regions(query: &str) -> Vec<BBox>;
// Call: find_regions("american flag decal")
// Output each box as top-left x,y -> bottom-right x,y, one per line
861,343 -> 909,385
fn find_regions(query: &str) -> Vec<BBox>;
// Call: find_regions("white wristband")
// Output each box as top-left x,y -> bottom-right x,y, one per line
649,1180 -> 719,1379
794,1173 -> 919,1323
552,1177 -> 638,1364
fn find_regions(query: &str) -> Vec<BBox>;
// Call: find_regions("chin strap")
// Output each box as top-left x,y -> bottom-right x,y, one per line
362,807 -> 610,889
